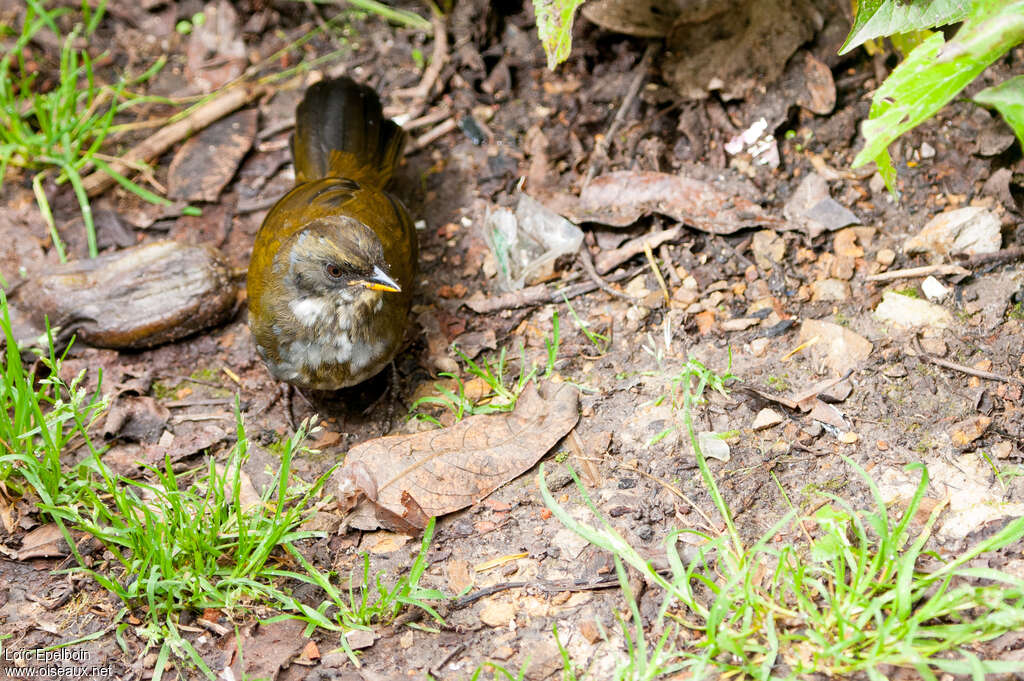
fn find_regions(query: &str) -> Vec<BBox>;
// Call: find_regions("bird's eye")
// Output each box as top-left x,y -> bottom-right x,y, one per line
324,263 -> 345,279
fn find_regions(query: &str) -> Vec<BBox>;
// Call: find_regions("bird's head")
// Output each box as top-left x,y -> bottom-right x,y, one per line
277,216 -> 401,307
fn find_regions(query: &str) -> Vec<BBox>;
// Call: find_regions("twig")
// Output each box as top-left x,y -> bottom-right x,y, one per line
579,246 -> 641,301
463,264 -> 647,314
595,224 -> 683,274
393,10 -> 448,118
954,246 -> 1024,269
401,105 -> 452,131
866,263 -> 970,282
82,83 -> 266,197
912,336 -> 1024,385
412,117 -> 457,150
584,42 -> 658,186
643,241 -> 671,305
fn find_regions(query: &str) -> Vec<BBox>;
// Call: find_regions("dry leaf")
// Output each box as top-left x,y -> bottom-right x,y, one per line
169,109 -> 258,202
336,382 -> 579,530
569,171 -> 784,233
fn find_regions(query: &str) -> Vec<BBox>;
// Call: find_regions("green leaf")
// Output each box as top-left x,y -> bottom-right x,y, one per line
531,0 -> 586,69
975,74 -> 1024,148
853,2 -> 1024,175
840,0 -> 970,55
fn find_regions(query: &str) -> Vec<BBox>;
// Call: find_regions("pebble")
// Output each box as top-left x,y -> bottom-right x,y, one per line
919,336 -> 947,356
920,142 -> 936,159
875,291 -> 954,329
950,415 -> 992,449
875,248 -> 896,266
479,598 -> 517,628
905,207 -> 1001,260
921,275 -> 950,302
752,408 -> 784,430
811,278 -> 851,301
749,338 -> 770,357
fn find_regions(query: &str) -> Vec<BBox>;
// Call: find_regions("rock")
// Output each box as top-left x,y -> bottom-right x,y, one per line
799,319 -> 873,375
752,408 -> 784,430
811,278 -> 850,302
874,292 -> 953,329
804,198 -> 860,232
921,276 -> 950,302
785,172 -> 859,238
751,229 -> 786,269
950,416 -> 991,449
479,598 -> 516,627
875,248 -> 896,266
919,142 -> 935,159
749,338 -> 770,357
697,432 -> 731,461
904,207 -> 1001,261
991,441 -> 1015,459
919,336 -> 947,356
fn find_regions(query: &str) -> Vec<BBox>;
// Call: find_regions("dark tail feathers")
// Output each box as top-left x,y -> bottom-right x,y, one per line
291,77 -> 406,188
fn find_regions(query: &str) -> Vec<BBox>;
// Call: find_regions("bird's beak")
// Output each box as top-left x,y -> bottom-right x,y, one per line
357,266 -> 402,293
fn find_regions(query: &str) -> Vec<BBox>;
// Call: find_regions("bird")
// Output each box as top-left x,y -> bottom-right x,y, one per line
247,77 -> 417,392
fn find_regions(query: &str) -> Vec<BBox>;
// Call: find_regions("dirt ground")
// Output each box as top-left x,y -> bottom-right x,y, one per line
1,0 -> 1024,679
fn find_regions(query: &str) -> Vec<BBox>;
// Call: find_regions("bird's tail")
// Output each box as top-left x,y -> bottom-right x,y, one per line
291,77 -> 406,189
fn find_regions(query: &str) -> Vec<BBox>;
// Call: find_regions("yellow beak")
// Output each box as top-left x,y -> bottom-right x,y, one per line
356,266 -> 401,293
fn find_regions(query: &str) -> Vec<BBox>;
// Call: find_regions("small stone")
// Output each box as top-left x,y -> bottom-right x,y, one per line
752,229 -> 786,269
479,598 -> 517,627
876,440 -> 889,451
869,172 -> 886,194
579,620 -> 601,644
919,337 -> 947,356
749,338 -> 770,357
697,432 -> 731,461
905,207 -> 1001,260
876,248 -> 896,266
875,292 -> 953,329
490,645 -> 516,661
921,276 -> 949,302
838,432 -> 860,444
991,441 -> 1014,459
673,286 -> 699,305
920,142 -> 935,159
811,278 -> 850,301
831,256 -> 855,281
625,276 -> 651,298
950,415 -> 992,449
799,319 -> 873,375
345,629 -> 376,650
752,408 -> 784,430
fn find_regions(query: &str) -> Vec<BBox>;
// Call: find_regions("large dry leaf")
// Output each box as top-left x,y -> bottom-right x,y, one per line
663,0 -> 821,101
167,109 -> 257,202
337,382 -> 579,529
568,171 -> 785,233
582,0 -> 727,37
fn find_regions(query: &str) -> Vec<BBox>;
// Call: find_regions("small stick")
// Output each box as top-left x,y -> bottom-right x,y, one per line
82,83 -> 266,197
401,105 -> 452,131
578,246 -> 640,301
912,336 -> 1024,385
955,246 -> 1024,268
866,263 -> 970,282
463,264 -> 647,313
412,117 -> 456,150
643,240 -> 671,305
393,10 -> 448,118
595,225 -> 682,274
584,42 -> 657,186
